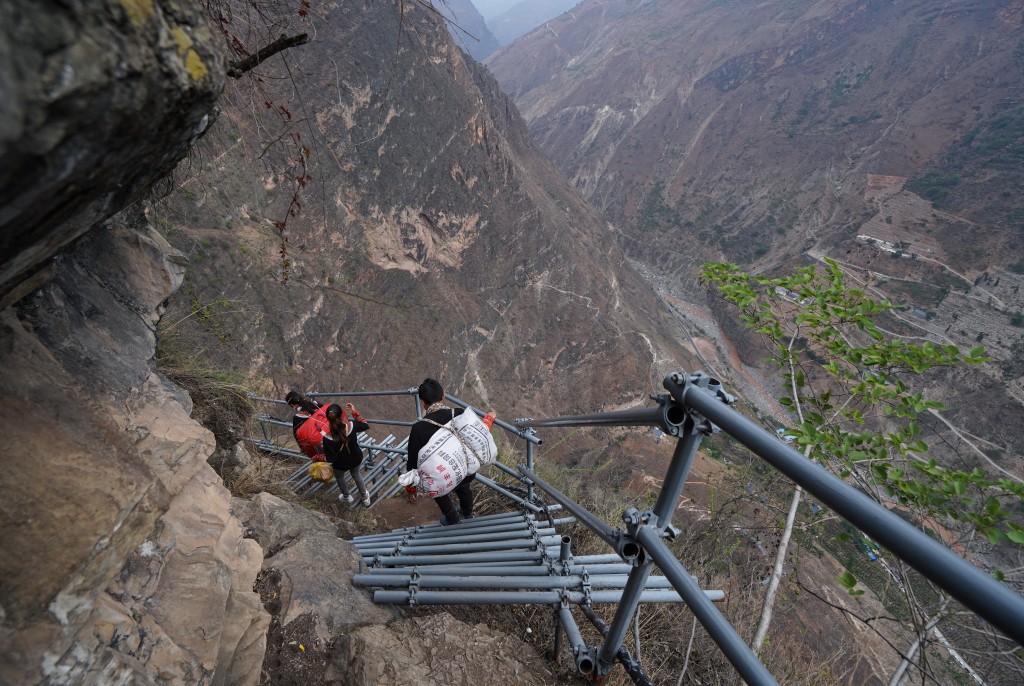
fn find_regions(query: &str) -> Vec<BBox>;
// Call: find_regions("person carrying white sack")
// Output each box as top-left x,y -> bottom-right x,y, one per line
402,378 -> 496,526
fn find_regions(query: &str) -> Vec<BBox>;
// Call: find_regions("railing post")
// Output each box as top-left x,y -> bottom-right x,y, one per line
526,431 -> 536,503
595,428 -> 705,674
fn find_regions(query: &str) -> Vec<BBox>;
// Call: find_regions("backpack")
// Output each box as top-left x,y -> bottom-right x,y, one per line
295,404 -> 342,460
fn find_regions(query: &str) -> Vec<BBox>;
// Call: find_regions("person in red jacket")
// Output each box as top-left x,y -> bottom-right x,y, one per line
323,403 -> 372,507
285,390 -> 321,445
406,378 -> 475,525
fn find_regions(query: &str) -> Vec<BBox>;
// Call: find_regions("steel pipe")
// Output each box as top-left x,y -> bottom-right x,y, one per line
557,604 -> 594,675
579,604 -> 654,686
474,474 -> 544,513
353,574 -> 713,593
352,528 -> 560,549
356,563 -> 642,577
674,372 -> 1024,647
636,524 -> 778,686
518,467 -> 621,550
515,405 -> 684,434
308,389 -> 418,397
372,589 -> 689,605
367,549 -> 561,567
357,536 -> 562,558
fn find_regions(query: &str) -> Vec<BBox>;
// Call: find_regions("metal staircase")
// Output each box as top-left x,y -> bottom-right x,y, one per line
245,372 -> 1024,686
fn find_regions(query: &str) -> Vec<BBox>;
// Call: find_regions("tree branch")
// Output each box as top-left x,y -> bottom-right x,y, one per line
227,33 -> 309,78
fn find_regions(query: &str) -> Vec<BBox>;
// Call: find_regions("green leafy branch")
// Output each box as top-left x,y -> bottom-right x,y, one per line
701,259 -> 1022,546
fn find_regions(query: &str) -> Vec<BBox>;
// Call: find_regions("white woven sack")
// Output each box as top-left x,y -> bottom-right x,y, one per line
417,411 -> 498,497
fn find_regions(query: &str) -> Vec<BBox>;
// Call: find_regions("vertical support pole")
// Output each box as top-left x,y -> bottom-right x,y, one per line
526,432 -> 536,503
596,429 -> 705,673
650,426 -> 704,528
552,606 -> 563,660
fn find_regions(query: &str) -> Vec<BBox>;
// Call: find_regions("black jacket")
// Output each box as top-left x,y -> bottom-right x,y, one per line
406,406 -> 465,472
323,417 -> 370,470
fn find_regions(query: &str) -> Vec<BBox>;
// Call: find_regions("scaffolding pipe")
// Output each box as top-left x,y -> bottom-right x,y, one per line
353,512 -> 545,540
516,404 -> 684,433
352,574 -> 719,594
357,536 -> 562,557
367,549 -> 562,567
598,429 -> 707,672
356,512 -> 568,538
518,467 -> 623,552
636,525 -> 778,686
351,527 -> 560,549
353,518 -> 556,540
354,527 -> 561,548
361,563 -> 642,577
372,589 -> 690,605
308,389 -> 418,398
557,604 -> 595,675
362,418 -> 417,427
673,372 -> 1024,647
579,605 -> 654,686
526,436 -> 536,502
474,474 -> 544,513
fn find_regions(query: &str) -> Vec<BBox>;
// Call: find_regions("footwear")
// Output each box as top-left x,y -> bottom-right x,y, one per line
455,506 -> 474,520
361,491 -> 371,507
439,514 -> 461,526
339,493 -> 354,503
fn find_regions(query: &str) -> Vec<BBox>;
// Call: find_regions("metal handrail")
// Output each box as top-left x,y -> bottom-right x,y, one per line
250,372 -> 1024,685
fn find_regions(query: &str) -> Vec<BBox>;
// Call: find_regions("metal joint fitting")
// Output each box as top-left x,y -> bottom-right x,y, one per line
662,523 -> 682,541
581,569 -> 592,606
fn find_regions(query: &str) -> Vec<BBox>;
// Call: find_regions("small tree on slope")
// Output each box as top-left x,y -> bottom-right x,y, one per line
701,258 -> 1024,684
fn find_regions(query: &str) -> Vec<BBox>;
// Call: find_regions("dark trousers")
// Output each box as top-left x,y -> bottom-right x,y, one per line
434,473 -> 476,522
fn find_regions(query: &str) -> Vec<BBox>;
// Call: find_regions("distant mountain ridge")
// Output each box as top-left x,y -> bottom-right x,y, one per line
487,0 -> 1024,520
486,0 -> 581,45
435,0 -> 499,60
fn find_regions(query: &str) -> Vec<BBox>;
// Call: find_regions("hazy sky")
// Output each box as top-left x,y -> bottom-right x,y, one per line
468,0 -> 521,21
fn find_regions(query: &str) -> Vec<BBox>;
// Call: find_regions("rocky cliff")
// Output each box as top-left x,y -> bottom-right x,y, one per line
0,1 -> 698,683
0,2 -> 272,682
155,0 -> 694,424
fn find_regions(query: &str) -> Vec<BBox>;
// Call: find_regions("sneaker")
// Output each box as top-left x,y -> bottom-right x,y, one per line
361,492 -> 371,507
455,506 -> 474,520
339,493 -> 354,503
439,514 -> 461,526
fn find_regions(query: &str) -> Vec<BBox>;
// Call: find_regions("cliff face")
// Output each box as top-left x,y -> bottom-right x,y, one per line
156,0 -> 694,423
1,216 -> 269,684
0,0 -> 694,682
0,2 -> 268,683
0,0 -> 224,308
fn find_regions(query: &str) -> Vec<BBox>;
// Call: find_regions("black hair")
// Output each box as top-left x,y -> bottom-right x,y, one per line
285,390 -> 319,413
326,403 -> 347,439
417,378 -> 444,404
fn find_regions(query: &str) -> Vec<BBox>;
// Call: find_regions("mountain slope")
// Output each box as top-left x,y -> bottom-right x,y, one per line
486,0 -> 1024,461
487,0 -> 1023,269
435,0 -> 500,60
156,0 -> 692,430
